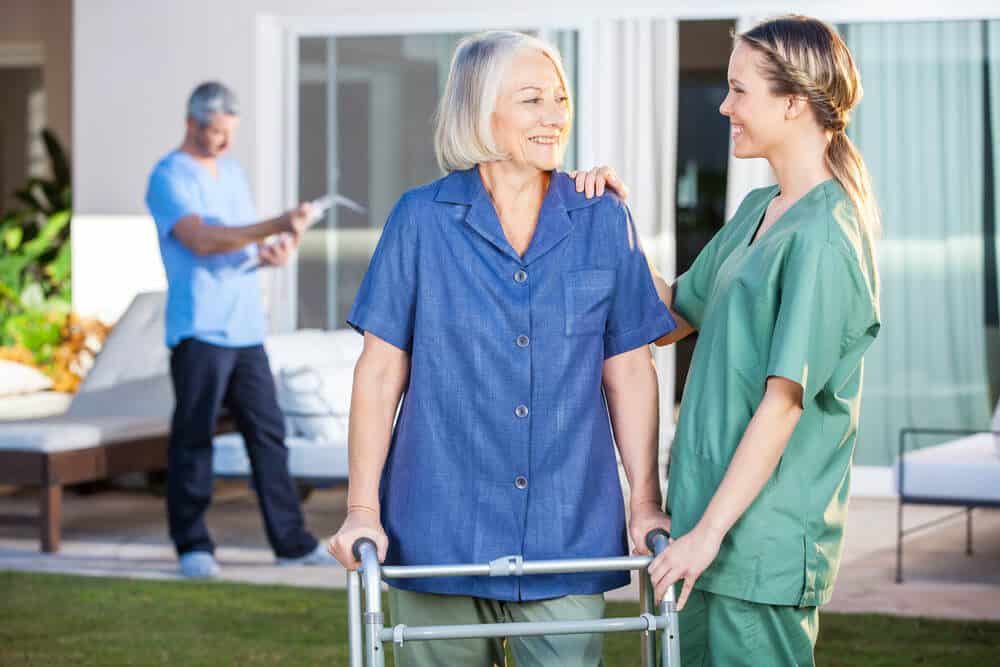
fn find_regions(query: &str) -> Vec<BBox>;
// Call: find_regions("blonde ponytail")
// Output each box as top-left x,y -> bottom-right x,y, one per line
739,15 -> 880,292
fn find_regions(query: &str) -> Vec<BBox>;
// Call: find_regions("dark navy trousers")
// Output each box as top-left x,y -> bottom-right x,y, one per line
167,338 -> 317,558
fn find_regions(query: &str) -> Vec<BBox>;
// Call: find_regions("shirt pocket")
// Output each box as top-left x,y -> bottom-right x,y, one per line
564,269 -> 616,336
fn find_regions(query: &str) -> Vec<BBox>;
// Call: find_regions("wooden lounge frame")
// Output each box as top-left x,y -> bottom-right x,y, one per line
0,417 -> 232,553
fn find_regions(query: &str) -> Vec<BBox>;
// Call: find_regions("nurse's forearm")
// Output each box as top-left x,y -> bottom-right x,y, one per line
603,349 -> 662,510
647,270 -> 694,346
345,355 -> 408,510
696,377 -> 803,540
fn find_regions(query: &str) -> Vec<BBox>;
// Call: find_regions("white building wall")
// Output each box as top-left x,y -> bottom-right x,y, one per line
70,0 -> 999,323
73,0 -> 997,215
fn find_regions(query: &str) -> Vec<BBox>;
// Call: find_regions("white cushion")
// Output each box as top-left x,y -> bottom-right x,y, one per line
265,328 -> 363,373
212,431 -> 349,479
68,291 -> 174,420
0,415 -> 169,453
0,320 -> 363,456
269,330 -> 361,442
277,364 -> 354,442
0,391 -> 72,421
0,360 -> 53,397
894,433 -> 1000,503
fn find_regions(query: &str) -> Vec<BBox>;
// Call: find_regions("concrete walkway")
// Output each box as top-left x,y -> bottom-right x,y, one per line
2,482 -> 998,620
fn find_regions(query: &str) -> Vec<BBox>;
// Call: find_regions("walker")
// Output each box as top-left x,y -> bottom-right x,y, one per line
346,529 -> 680,666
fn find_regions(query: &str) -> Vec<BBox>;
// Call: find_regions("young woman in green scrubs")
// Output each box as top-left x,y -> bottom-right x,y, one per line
575,15 -> 881,665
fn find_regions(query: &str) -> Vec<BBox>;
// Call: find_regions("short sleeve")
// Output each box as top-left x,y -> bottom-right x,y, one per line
765,242 -> 858,402
346,196 -> 419,352
145,166 -> 200,239
603,204 -> 677,359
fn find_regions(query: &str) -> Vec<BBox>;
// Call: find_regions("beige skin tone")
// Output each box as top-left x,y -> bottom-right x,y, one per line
171,112 -> 311,265
611,41 -> 835,609
327,48 -> 671,569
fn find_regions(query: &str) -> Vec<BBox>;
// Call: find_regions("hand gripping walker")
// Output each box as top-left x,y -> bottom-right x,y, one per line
346,529 -> 680,666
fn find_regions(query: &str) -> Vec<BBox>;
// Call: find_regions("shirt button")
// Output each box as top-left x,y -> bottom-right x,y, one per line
516,335 -> 530,348
515,405 -> 529,418
514,476 -> 529,490
514,269 -> 528,283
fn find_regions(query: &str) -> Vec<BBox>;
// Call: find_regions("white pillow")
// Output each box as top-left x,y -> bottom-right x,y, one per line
278,364 -> 354,443
279,364 -> 354,414
0,360 -> 53,397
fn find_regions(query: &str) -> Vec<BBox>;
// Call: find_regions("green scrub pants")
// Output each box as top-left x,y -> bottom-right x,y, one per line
679,589 -> 819,666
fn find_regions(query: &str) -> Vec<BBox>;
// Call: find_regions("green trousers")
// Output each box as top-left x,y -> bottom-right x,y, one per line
679,589 -> 819,666
387,587 -> 606,667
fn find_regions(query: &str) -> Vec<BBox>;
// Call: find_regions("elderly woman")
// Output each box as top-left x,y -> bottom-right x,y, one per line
328,31 -> 674,666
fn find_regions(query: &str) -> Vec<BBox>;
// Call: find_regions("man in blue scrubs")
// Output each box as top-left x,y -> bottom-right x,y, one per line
145,82 -> 332,578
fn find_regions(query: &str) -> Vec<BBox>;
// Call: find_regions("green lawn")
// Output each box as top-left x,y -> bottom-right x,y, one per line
1,571 -> 997,666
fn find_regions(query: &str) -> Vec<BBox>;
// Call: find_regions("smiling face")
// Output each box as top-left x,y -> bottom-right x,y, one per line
718,41 -> 790,160
490,48 -> 571,172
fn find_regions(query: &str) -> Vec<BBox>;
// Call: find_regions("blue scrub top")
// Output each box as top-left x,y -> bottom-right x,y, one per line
348,167 -> 676,601
145,150 -> 266,349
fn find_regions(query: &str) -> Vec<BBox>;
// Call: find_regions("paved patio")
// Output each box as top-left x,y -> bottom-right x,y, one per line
1,481 -> 998,620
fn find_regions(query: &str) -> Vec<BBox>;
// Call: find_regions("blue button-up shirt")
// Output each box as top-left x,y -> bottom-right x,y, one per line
348,167 -> 675,601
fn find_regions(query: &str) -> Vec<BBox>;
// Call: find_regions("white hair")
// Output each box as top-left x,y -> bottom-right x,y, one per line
434,31 -> 573,173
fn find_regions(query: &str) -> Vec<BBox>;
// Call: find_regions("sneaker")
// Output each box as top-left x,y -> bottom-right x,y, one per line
179,551 -> 220,578
276,543 -> 339,566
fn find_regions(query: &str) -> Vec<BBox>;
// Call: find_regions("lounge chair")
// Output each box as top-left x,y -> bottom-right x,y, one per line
0,291 -> 232,552
894,397 -> 1000,582
1,291 -> 360,552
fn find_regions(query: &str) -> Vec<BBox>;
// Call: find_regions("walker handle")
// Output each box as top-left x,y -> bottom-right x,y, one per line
645,528 -> 671,554
351,537 -> 377,563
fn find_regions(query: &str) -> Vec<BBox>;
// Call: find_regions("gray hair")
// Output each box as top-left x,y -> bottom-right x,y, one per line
187,81 -> 239,126
434,31 -> 573,172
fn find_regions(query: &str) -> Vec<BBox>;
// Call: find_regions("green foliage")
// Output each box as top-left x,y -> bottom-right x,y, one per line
0,129 -> 73,361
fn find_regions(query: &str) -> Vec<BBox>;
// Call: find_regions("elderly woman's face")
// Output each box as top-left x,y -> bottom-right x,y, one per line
491,49 -> 570,171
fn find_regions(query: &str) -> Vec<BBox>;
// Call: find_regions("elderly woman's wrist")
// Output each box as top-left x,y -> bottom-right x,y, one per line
347,502 -> 380,515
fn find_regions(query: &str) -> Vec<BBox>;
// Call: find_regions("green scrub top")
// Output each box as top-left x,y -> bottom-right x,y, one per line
667,179 -> 880,607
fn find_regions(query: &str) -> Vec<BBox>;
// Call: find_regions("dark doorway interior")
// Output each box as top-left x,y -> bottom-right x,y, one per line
674,20 -> 734,402
0,66 -> 44,211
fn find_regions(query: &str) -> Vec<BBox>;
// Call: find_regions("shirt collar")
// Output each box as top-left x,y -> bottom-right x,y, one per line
434,167 -> 601,265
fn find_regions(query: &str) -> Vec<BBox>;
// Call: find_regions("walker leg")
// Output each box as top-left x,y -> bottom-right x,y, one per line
966,507 -> 974,556
347,570 -> 363,667
896,500 -> 904,584
661,583 -> 681,667
360,563 -> 386,667
640,570 -> 657,667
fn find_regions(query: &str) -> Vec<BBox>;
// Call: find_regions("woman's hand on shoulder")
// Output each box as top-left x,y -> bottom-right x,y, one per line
569,165 -> 629,200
